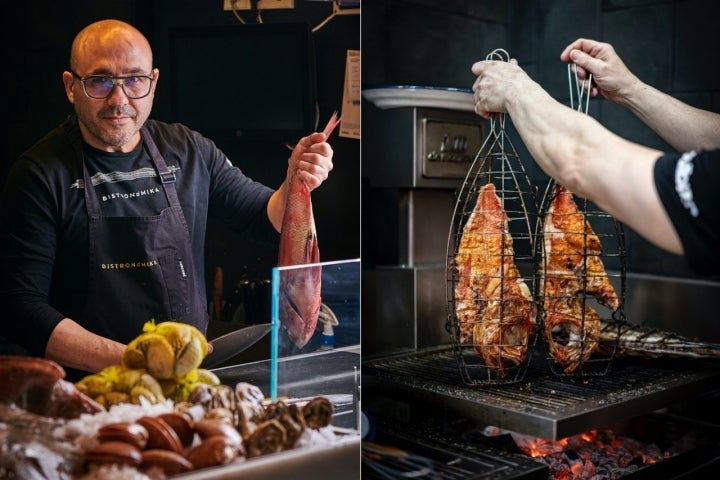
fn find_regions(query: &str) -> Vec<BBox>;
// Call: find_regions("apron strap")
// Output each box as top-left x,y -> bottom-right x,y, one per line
140,126 -> 182,210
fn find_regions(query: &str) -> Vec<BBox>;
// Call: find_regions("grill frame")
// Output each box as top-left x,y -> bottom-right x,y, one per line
535,181 -> 628,378
363,346 -> 720,441
445,112 -> 541,386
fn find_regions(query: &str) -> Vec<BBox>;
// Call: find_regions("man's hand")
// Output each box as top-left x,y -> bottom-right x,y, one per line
560,38 -> 641,105
286,132 -> 334,191
470,58 -> 530,119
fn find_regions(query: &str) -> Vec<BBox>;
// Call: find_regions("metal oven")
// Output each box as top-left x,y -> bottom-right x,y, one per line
360,101 -> 720,479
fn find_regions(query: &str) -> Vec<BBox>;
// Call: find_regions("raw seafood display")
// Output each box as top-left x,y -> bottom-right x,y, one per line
540,185 -> 620,373
454,183 -> 535,375
277,112 -> 341,349
1,355 -> 343,479
73,384 -> 336,477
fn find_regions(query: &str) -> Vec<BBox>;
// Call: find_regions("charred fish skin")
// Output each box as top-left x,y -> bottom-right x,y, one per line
454,183 -> 535,376
598,320 -> 720,359
542,186 -> 619,311
541,185 -> 619,373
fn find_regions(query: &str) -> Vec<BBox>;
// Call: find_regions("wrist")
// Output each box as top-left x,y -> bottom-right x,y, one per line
614,76 -> 644,108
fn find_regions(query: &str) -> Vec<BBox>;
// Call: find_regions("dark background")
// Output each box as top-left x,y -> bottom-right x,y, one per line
362,0 -> 720,281
2,0 -> 360,350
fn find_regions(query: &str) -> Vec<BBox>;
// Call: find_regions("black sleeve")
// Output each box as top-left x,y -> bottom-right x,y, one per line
653,149 -> 720,275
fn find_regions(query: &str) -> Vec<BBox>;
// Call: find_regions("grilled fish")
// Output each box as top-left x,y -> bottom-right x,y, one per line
454,183 -> 535,375
543,298 -> 601,372
598,320 -> 720,359
541,185 -> 619,373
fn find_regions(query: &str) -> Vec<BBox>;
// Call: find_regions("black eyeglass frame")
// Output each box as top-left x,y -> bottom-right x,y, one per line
70,70 -> 156,100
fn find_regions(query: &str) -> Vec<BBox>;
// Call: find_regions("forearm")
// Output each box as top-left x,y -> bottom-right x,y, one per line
619,82 -> 720,152
267,183 -> 288,232
46,318 -> 125,373
505,83 -> 683,254
504,80 -> 613,193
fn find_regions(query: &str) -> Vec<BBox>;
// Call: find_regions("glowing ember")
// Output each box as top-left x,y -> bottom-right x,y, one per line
484,426 -> 678,479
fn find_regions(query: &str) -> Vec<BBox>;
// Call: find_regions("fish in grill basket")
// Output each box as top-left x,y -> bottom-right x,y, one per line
454,183 -> 535,375
541,185 -> 620,373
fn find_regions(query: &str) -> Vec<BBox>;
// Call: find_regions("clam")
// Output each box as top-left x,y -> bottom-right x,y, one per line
194,418 -> 244,450
136,416 -> 184,455
96,422 -> 149,450
84,440 -> 142,467
246,419 -> 287,458
302,396 -> 335,429
186,435 -> 239,469
157,411 -> 196,448
140,449 -> 193,476
265,401 -> 305,449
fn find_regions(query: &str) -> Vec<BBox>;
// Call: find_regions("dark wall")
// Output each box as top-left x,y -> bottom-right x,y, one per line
3,1 -> 360,319
362,0 -> 720,281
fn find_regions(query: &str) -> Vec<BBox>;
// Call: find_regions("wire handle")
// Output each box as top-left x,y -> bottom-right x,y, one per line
568,63 -> 593,114
486,48 -> 510,62
485,48 -> 512,136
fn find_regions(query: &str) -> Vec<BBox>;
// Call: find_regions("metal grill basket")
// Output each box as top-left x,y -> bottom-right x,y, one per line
445,49 -> 540,386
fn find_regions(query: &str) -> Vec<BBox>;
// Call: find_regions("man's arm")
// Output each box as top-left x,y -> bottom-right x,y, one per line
471,59 -> 682,254
45,318 -> 126,372
267,131 -> 333,231
561,38 -> 720,152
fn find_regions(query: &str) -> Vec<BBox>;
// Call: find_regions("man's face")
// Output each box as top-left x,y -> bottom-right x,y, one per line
64,34 -> 157,152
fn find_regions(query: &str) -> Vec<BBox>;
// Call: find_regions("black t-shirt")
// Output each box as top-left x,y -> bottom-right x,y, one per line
0,116 -> 278,356
654,149 -> 720,275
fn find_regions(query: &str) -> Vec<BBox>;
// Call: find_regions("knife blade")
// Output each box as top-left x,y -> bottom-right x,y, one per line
201,323 -> 272,369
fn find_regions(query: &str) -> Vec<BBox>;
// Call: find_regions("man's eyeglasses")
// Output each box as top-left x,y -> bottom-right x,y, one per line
71,71 -> 155,99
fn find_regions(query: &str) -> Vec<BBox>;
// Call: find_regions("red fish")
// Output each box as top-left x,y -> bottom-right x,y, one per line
277,112 -> 341,349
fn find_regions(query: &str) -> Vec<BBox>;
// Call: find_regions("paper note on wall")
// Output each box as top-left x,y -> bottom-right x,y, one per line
340,49 -> 360,139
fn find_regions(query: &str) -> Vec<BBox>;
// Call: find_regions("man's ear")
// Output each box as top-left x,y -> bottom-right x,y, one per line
62,71 -> 76,104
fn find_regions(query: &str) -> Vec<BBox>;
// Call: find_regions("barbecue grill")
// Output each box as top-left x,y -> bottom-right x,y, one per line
361,90 -> 720,478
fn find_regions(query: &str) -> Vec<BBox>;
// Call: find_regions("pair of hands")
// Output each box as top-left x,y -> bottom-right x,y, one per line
471,38 -> 640,119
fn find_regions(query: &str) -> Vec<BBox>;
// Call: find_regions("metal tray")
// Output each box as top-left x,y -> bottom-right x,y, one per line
174,432 -> 359,480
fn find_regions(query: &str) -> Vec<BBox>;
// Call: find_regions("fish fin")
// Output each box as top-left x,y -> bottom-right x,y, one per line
322,111 -> 342,136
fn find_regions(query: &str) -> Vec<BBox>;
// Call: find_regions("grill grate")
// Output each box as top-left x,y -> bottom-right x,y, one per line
362,443 -> 480,480
363,346 -> 720,440
366,419 -> 549,480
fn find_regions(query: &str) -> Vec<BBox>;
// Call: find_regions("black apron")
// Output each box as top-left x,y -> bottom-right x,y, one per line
81,126 -> 208,347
